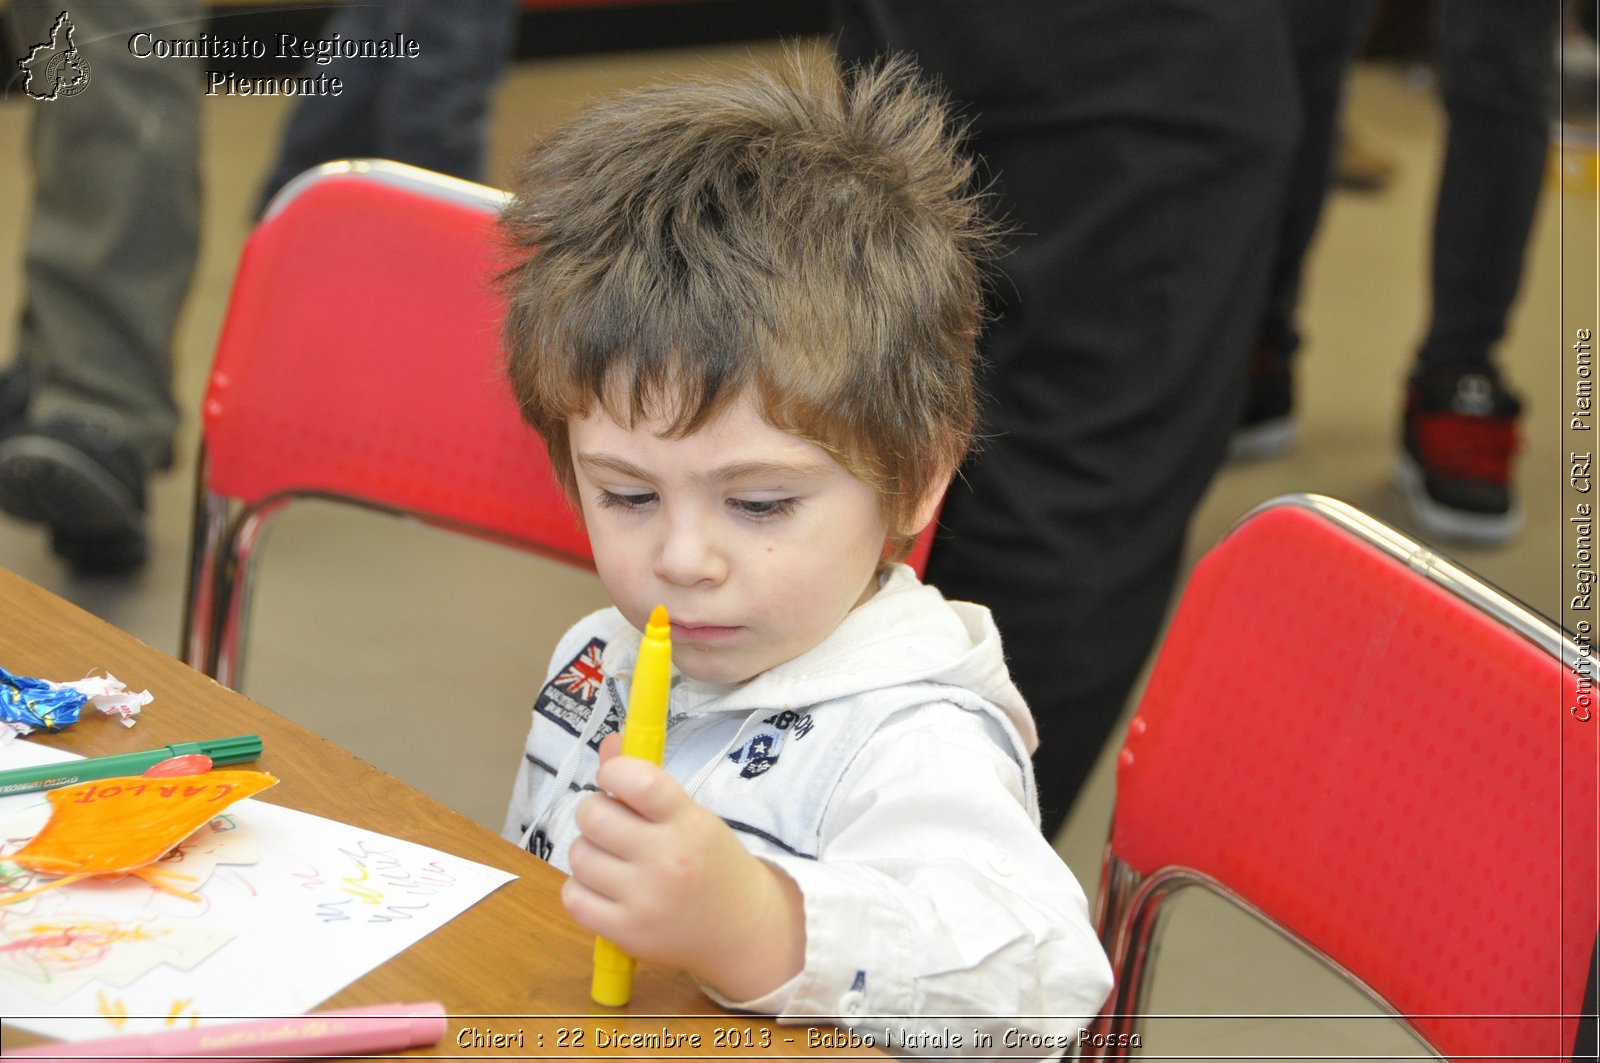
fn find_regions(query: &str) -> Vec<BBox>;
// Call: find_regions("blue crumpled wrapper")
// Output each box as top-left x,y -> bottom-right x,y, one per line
1,665 -> 149,739
1,665 -> 86,732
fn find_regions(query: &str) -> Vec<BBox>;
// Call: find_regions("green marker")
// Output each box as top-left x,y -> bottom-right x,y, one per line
0,736 -> 263,796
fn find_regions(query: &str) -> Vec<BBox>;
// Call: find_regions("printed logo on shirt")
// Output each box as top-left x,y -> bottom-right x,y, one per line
725,711 -> 816,779
535,637 -> 620,746
524,828 -> 553,862
555,638 -> 606,703
763,709 -> 816,740
728,731 -> 781,778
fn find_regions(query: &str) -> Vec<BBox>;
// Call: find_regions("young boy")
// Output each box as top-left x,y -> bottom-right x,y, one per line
498,54 -> 1113,1052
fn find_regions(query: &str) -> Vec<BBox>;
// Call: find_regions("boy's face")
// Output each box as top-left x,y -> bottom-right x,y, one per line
569,392 -> 888,685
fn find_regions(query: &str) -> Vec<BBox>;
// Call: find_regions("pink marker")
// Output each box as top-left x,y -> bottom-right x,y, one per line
6,1001 -> 447,1061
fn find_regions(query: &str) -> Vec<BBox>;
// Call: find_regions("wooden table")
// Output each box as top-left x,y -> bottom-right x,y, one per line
0,568 -> 879,1059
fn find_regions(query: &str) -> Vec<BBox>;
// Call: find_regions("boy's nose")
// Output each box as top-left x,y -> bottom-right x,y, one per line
652,514 -> 727,587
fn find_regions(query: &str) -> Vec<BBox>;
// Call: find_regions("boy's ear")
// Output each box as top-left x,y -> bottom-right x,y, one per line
907,465 -> 954,537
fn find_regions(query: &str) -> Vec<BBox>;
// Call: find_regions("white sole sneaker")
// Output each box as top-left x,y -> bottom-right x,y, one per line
1395,452 -> 1522,546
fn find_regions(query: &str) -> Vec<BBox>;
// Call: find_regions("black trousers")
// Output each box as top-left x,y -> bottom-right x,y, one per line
833,0 -> 1299,832
1261,0 -> 1559,369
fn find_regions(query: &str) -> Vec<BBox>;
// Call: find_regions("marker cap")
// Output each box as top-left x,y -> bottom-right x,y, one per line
192,735 -> 263,766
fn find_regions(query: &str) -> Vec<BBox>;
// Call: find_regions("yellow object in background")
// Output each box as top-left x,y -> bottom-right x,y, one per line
591,605 -> 672,1007
1551,126 -> 1600,196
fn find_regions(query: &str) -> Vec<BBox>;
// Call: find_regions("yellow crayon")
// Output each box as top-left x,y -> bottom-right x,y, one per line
591,604 -> 672,1007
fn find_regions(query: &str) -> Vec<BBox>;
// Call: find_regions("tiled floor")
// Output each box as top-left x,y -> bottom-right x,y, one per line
1,32 -> 1593,1060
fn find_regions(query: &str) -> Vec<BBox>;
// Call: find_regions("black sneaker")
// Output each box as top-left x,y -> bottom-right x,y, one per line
0,413 -> 148,571
1396,366 -> 1522,545
1229,344 -> 1296,461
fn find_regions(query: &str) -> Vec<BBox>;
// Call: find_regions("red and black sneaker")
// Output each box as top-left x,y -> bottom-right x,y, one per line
1396,366 -> 1522,545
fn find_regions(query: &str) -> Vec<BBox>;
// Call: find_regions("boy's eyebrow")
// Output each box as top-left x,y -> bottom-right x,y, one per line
576,453 -> 831,485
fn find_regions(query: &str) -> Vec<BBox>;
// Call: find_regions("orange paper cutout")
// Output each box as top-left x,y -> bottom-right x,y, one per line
5,770 -> 277,902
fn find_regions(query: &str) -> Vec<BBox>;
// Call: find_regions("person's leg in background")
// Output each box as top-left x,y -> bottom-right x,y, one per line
256,0 -> 519,211
1398,0 -> 1560,544
253,2 -> 389,208
1233,0 -> 1376,461
0,0 -> 203,571
371,0 -> 519,183
834,0 -> 1298,834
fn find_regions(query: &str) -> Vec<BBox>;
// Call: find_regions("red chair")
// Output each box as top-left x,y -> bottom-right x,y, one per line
182,160 -> 592,689
1090,493 -> 1596,1061
183,159 -> 935,689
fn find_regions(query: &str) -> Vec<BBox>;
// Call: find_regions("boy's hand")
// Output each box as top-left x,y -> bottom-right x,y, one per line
563,733 -> 805,1002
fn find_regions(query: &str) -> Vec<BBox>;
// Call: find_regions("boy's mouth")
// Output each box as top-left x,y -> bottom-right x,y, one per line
670,622 -> 742,642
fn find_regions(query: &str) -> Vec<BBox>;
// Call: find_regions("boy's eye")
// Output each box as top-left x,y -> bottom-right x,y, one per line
596,489 -> 657,510
730,497 -> 798,521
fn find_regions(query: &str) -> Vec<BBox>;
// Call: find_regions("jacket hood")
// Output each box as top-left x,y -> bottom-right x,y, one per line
600,564 -> 1038,752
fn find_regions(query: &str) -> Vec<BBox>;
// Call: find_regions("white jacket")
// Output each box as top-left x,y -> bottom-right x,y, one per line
503,565 -> 1113,1059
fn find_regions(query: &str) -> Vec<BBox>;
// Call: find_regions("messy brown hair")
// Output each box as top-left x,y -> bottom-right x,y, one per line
499,52 -> 994,557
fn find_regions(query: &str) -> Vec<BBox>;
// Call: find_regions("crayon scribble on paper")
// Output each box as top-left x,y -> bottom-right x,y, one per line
0,894 -> 233,1003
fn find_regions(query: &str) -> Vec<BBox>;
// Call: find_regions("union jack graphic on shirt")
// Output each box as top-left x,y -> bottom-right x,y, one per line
555,639 -> 606,704
535,636 -> 615,741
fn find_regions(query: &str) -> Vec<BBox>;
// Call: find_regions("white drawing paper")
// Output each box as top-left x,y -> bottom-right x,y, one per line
0,739 -> 516,1040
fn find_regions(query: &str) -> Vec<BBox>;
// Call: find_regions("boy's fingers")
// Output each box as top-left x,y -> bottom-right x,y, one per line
596,732 -> 622,764
574,791 -> 647,851
562,872 -> 625,934
566,833 -> 634,900
595,755 -> 683,822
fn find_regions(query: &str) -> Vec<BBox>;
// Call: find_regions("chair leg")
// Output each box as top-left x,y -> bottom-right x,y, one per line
180,446 -> 229,672
1102,886 -> 1168,1057
209,500 -> 283,691
1090,858 -> 1184,1061
1088,852 -> 1142,1060
181,490 -> 230,672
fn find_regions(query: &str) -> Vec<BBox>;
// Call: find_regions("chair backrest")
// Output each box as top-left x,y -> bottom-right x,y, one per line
202,160 -> 592,563
1102,494 -> 1595,1060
